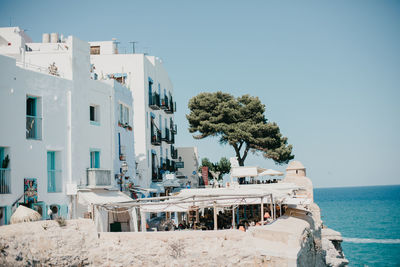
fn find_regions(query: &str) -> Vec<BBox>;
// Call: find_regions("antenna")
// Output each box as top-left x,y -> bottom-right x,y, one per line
129,41 -> 137,54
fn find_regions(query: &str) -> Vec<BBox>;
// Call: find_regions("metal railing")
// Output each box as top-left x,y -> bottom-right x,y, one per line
151,129 -> 162,145
149,93 -> 160,110
0,168 -> 11,194
152,167 -> 162,182
162,128 -> 170,142
161,96 -> 169,109
47,170 -> 62,192
26,116 -> 42,140
171,145 -> 178,159
16,61 -> 65,78
87,169 -> 111,187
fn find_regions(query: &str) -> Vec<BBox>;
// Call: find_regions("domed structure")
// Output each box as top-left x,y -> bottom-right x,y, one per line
286,160 -> 306,176
283,161 -> 313,201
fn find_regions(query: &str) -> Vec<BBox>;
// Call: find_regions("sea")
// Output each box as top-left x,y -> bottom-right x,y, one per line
314,185 -> 400,267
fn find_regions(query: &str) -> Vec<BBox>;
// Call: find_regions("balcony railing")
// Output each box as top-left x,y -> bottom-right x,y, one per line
151,129 -> 162,146
48,170 -> 62,193
0,168 -> 10,194
161,96 -> 169,110
26,116 -> 42,140
170,122 -> 177,134
171,145 -> 178,159
149,92 -> 160,110
165,98 -> 176,114
167,132 -> 175,144
152,167 -> 162,182
87,169 -> 111,187
162,128 -> 170,142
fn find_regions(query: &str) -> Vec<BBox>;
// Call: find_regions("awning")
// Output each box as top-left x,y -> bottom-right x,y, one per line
230,166 -> 267,178
258,169 -> 284,176
78,190 -> 133,205
150,182 -> 165,194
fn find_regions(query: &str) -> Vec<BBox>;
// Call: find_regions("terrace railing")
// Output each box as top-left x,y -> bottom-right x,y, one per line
87,169 -> 111,187
0,168 -> 10,194
149,92 -> 161,110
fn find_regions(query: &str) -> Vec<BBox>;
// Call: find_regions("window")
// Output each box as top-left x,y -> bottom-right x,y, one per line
89,105 -> 99,125
90,46 -> 100,55
47,151 -> 61,192
90,150 -> 100,168
26,96 -> 42,140
0,147 -> 11,194
119,104 -> 130,126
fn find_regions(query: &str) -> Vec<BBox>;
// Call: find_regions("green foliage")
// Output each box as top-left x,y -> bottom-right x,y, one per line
199,157 -> 231,180
187,92 -> 294,166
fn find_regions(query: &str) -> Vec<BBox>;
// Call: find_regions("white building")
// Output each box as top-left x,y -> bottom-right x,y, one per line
0,27 -> 136,225
89,41 -> 179,195
176,147 -> 201,188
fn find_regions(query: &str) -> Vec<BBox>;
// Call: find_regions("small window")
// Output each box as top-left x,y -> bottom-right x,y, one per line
26,96 -> 42,140
90,105 -> 99,125
118,103 -> 130,126
90,150 -> 100,168
90,46 -> 100,55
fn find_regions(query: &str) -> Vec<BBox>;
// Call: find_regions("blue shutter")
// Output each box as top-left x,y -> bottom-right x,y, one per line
5,206 -> 11,225
93,151 -> 100,168
60,204 -> 68,219
90,152 -> 93,168
0,148 -> 4,164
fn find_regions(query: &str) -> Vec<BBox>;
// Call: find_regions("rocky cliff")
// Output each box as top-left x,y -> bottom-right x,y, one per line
0,208 -> 347,267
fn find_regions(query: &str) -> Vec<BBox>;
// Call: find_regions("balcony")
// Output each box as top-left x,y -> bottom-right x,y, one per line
87,169 -> 111,187
160,96 -> 169,110
0,168 -> 11,194
171,145 -> 178,159
151,129 -> 162,146
162,128 -> 170,142
149,92 -> 160,110
167,132 -> 175,144
152,167 -> 162,182
26,116 -> 42,140
170,122 -> 177,134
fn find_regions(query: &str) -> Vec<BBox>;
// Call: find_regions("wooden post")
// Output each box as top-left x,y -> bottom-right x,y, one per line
279,203 -> 282,217
140,209 -> 147,232
261,197 -> 264,225
213,201 -> 218,230
270,194 -> 273,220
232,206 -> 235,229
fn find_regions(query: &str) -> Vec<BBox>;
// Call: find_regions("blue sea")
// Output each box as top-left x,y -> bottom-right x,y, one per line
314,185 -> 400,267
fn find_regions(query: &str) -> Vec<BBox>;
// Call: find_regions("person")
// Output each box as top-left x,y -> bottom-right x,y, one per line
47,207 -> 53,220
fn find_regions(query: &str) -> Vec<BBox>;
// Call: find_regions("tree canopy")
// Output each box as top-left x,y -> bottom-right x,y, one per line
199,157 -> 231,180
187,92 -> 294,166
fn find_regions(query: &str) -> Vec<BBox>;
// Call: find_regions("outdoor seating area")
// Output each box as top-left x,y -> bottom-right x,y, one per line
92,182 -> 311,232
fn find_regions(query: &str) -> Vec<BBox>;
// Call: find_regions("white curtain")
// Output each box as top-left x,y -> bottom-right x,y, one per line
129,207 -> 138,232
94,205 -> 108,232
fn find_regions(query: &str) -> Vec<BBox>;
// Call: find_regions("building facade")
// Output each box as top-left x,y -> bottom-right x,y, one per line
176,147 -> 200,188
0,27 -> 136,224
89,42 -> 178,193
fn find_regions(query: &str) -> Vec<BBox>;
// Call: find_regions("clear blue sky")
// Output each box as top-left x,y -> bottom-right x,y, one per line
1,0 -> 399,187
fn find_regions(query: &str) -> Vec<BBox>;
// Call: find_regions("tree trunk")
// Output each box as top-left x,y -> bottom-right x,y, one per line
233,143 -> 249,166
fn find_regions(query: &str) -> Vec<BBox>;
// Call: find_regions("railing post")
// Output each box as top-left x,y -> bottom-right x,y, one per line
261,197 -> 264,225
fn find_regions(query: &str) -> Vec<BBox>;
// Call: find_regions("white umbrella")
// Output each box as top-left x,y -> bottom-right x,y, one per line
10,205 -> 42,224
258,169 -> 284,176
